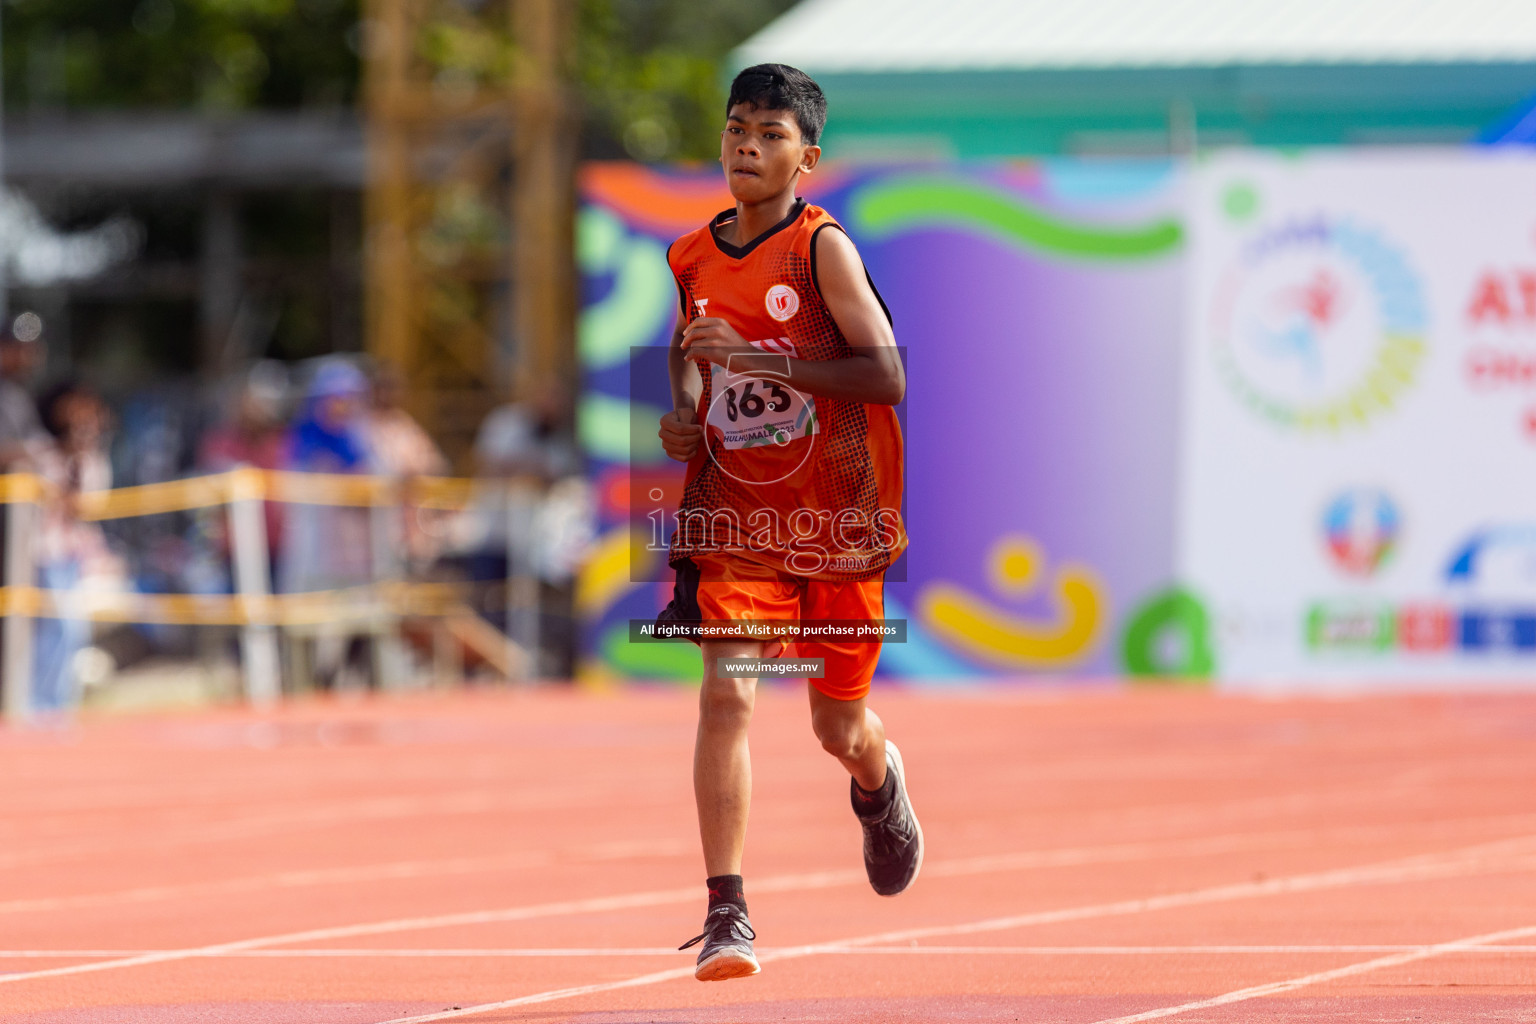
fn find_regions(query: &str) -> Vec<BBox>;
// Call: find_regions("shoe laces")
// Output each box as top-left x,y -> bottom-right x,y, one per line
864,797 -> 914,861
678,904 -> 755,950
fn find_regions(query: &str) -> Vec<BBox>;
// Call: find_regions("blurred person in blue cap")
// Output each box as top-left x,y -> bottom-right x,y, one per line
286,359 -> 373,476
278,359 -> 379,688
280,358 -> 375,593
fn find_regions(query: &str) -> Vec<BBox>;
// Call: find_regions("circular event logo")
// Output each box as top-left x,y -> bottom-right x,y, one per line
1212,217 -> 1427,431
1322,488 -> 1400,576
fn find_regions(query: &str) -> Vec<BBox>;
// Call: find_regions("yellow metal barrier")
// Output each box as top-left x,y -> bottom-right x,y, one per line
0,580 -> 468,626
31,468 -> 487,520
0,470 -> 536,719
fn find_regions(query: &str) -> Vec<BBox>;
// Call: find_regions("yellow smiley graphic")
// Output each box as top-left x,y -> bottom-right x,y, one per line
917,535 -> 1106,668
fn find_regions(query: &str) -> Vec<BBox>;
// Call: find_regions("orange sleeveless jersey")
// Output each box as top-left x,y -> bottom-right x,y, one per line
667,199 -> 907,582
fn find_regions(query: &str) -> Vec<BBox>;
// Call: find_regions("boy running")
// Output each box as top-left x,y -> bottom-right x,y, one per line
657,63 -> 921,982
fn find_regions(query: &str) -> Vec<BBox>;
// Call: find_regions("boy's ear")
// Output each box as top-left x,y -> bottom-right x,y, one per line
799,145 -> 822,175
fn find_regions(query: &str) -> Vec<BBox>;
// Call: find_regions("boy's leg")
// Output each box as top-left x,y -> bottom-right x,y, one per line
801,576 -> 923,897
807,687 -> 887,792
680,561 -> 796,980
810,681 -> 923,897
678,638 -> 765,981
695,639 -> 764,876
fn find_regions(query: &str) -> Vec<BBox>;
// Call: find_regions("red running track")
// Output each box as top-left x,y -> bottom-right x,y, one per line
0,684 -> 1533,1023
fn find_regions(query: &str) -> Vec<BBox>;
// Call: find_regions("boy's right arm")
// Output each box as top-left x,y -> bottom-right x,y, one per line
660,309 -> 704,463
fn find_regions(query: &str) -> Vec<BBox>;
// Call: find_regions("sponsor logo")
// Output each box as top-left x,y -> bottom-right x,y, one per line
1212,217 -> 1427,431
1457,611 -> 1536,652
1306,601 -> 1536,655
1306,602 -> 1394,652
1321,489 -> 1399,577
1445,525 -> 1536,598
1397,603 -> 1454,653
1308,525 -> 1536,656
765,284 -> 799,322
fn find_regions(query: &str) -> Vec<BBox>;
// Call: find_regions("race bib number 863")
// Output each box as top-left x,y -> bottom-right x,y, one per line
707,363 -> 817,450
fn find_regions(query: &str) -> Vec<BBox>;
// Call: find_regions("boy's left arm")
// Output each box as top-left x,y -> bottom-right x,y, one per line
681,229 -> 904,405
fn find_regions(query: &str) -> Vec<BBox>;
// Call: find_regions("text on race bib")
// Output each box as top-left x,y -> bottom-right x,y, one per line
708,362 -> 817,451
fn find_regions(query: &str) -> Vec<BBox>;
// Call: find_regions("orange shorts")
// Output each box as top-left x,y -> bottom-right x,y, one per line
687,554 -> 885,702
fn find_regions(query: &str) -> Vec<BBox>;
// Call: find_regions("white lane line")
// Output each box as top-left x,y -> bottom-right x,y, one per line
8,813 -> 1524,924
367,842 -> 1536,1023
1084,923 -> 1536,1024
4,833 -> 1535,991
0,839 -> 693,917
0,886 -> 709,987
3,809 -> 1531,920
6,944 -> 1536,959
0,949 -> 688,960
0,784 -> 661,871
837,943 -> 1536,955
0,827 -> 1375,937
0,856 -> 549,918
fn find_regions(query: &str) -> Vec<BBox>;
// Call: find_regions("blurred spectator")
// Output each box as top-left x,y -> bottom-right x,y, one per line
452,391 -> 584,559
33,382 -> 114,713
279,359 -> 375,689
200,361 -> 289,473
0,330 -> 50,471
108,383 -> 214,626
473,391 -> 581,482
199,362 -> 289,567
279,359 -> 374,593
367,363 -> 447,479
446,393 -> 591,677
0,328 -> 48,696
366,363 -> 448,572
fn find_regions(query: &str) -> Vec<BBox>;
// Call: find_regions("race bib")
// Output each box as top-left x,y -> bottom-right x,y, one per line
707,362 -> 817,450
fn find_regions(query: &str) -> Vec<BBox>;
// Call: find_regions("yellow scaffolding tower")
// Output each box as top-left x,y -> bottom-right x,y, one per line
363,0 -> 576,467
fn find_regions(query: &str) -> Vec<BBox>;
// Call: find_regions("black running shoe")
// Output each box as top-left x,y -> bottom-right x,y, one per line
856,740 -> 924,896
679,903 -> 760,981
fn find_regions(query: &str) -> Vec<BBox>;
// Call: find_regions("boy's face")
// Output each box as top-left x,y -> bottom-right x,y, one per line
720,103 -> 820,203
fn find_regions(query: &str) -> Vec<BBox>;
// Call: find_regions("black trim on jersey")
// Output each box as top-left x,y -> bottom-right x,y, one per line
809,222 -> 894,326
666,240 -> 688,318
709,198 -> 807,260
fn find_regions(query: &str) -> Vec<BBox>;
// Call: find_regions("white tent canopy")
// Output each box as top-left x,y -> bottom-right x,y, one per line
736,0 -> 1536,71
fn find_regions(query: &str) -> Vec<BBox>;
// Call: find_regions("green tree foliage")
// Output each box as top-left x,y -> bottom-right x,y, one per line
3,0 -> 796,159
577,0 -> 799,161
3,0 -> 360,111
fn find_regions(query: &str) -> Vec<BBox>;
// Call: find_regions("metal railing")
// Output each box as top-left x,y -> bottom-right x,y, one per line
0,468 -> 550,722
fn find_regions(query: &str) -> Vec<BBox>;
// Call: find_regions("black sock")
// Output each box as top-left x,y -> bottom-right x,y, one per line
706,874 -> 746,913
851,767 -> 895,816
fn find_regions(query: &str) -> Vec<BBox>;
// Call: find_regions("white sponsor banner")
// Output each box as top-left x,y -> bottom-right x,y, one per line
1181,150 -> 1536,687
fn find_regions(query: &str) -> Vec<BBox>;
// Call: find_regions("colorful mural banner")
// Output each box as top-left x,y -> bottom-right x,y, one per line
580,151 -> 1536,688
577,161 -> 1196,684
1182,150 -> 1536,687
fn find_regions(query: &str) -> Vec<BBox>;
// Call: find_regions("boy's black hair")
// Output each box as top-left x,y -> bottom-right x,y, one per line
727,64 -> 827,146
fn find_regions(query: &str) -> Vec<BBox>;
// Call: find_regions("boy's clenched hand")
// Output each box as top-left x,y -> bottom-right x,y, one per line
659,406 -> 703,462
680,316 -> 756,369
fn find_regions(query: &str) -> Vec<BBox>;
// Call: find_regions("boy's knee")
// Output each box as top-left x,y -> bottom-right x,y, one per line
812,710 -> 865,761
699,678 -> 754,727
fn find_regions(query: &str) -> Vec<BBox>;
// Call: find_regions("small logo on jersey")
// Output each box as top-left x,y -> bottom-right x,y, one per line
753,337 -> 795,357
765,285 -> 799,322
693,298 -> 709,318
